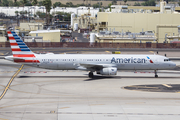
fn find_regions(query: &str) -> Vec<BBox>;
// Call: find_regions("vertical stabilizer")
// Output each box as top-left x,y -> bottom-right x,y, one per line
7,31 -> 35,58
7,31 -> 39,63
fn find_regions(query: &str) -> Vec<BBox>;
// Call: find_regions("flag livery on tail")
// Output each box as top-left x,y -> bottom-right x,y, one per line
7,31 -> 39,63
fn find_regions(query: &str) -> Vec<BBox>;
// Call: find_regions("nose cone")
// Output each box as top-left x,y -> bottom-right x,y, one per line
170,62 -> 176,68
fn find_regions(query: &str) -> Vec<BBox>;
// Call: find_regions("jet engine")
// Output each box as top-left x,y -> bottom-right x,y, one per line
99,67 -> 117,75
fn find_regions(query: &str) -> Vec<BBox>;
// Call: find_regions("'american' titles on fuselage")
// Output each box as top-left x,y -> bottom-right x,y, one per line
41,57 -> 148,64
111,57 -> 147,64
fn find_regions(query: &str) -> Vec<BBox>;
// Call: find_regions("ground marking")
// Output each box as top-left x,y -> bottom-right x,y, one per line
162,84 -> 172,88
0,64 -> 24,100
0,118 -> 8,120
105,51 -> 110,53
149,51 -> 154,54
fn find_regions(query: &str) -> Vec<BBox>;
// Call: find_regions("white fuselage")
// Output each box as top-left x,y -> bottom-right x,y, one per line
32,54 -> 176,70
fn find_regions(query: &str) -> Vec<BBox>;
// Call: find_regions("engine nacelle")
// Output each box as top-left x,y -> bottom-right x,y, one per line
99,67 -> 117,75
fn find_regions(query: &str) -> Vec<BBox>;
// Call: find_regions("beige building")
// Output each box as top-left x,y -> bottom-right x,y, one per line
0,26 -> 7,42
20,23 -> 43,31
97,2 -> 180,43
29,30 -> 72,42
29,30 -> 60,42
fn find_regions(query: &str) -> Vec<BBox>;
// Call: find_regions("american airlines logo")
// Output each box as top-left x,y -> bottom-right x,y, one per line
147,56 -> 154,63
111,57 -> 147,64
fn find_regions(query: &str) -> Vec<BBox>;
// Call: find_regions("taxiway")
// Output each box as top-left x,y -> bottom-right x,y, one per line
0,59 -> 180,120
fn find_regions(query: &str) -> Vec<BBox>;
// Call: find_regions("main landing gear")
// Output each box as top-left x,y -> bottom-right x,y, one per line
88,72 -> 94,78
155,70 -> 158,78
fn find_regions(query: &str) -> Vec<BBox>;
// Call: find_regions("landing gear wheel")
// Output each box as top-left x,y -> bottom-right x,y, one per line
154,70 -> 158,78
88,72 -> 94,78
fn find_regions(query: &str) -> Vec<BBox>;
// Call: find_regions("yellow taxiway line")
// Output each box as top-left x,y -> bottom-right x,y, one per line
149,51 -> 154,54
0,65 -> 24,100
0,118 -> 8,120
105,51 -> 110,53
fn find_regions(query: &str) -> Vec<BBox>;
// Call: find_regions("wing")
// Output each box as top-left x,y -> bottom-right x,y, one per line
75,63 -> 117,71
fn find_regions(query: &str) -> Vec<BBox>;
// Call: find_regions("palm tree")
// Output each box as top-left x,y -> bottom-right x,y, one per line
15,11 -> 19,15
53,3 -> 56,12
14,0 -> 17,6
21,0 -> 27,22
15,11 -> 19,25
124,0 -> 127,5
32,0 -> 37,18
42,0 -> 52,25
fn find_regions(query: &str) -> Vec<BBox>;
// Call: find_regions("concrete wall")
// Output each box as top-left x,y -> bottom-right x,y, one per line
97,12 -> 180,43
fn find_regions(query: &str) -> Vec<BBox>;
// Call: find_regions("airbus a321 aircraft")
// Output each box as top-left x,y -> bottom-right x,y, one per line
5,31 -> 176,78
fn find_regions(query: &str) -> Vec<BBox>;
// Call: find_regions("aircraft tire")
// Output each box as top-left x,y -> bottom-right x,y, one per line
89,72 -> 94,78
155,75 -> 158,78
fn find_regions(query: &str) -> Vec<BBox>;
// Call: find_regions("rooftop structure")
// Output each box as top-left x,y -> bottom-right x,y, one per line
97,0 -> 180,43
167,25 -> 180,42
96,31 -> 156,43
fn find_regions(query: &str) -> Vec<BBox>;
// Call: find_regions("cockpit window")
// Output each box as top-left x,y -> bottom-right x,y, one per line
164,59 -> 170,61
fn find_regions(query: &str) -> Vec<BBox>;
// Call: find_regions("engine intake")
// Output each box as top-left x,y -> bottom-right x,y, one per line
99,67 -> 117,75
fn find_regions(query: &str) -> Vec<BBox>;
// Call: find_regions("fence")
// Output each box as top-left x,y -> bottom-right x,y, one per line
1,42 -> 180,49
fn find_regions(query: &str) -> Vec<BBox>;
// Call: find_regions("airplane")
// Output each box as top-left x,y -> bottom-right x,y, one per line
5,31 -> 176,78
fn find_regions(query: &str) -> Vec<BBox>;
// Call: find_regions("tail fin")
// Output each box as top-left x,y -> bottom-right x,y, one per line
7,31 -> 35,58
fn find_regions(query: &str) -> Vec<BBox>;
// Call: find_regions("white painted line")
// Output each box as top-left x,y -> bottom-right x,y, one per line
162,84 -> 172,88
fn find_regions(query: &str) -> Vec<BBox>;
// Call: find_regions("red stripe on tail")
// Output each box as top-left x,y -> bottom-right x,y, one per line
9,38 -> 15,40
10,43 -> 18,46
7,31 -> 12,34
11,48 -> 21,51
9,37 -> 15,39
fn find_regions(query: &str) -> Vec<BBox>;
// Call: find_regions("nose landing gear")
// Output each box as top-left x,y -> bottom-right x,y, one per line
155,70 -> 158,78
